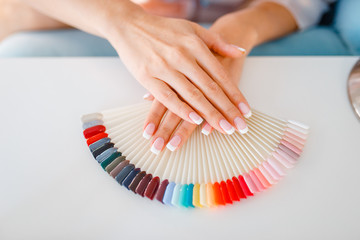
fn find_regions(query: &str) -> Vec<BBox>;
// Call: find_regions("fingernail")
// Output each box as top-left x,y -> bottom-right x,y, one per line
189,112 -> 203,125
143,123 -> 155,139
143,93 -> 151,99
239,102 -> 252,118
151,137 -> 164,155
234,117 -> 248,134
219,119 -> 235,135
201,122 -> 212,136
166,135 -> 181,151
231,44 -> 246,54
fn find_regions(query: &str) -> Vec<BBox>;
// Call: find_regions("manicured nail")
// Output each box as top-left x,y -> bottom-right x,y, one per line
219,119 -> 235,135
239,102 -> 252,118
143,123 -> 155,139
189,112 -> 203,125
166,135 -> 181,151
234,117 -> 248,134
231,44 -> 246,54
201,122 -> 212,136
143,93 -> 151,99
151,137 -> 164,155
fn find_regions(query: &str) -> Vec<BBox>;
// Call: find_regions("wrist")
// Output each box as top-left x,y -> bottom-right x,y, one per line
98,0 -> 147,42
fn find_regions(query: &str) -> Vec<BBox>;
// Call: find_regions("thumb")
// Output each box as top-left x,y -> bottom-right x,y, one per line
194,24 -> 246,58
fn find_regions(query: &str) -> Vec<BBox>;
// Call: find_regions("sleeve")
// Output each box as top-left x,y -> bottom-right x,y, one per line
253,0 -> 331,30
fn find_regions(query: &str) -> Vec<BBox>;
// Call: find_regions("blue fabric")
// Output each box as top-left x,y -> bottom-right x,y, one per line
334,0 -> 360,55
0,29 -> 117,57
250,27 -> 350,56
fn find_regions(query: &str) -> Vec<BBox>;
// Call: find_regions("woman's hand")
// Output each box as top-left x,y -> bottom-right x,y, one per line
142,49 -> 251,154
107,10 -> 250,135
141,11 -> 261,154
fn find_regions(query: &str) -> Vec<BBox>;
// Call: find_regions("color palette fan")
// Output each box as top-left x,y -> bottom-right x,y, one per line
81,102 -> 309,208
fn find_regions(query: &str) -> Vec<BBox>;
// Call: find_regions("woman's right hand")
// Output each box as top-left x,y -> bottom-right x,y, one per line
106,8 -> 249,134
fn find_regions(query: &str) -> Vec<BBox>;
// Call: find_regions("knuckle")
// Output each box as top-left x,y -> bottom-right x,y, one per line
159,89 -> 175,102
207,81 -> 221,93
224,105 -> 239,116
170,47 -> 186,61
159,125 -> 173,135
188,88 -> 203,100
230,92 -> 243,103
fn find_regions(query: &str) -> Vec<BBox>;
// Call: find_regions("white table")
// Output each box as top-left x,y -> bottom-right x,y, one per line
0,57 -> 359,240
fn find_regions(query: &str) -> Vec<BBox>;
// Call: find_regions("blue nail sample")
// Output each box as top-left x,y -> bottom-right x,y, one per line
187,184 -> 195,208
123,168 -> 141,189
82,119 -> 104,130
96,148 -> 118,163
115,164 -> 135,184
89,138 -> 111,152
163,182 -> 176,206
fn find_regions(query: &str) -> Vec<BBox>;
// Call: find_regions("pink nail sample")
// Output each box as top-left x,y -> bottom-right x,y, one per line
151,137 -> 164,155
143,123 -> 155,139
189,112 -> 203,125
166,135 -> 181,151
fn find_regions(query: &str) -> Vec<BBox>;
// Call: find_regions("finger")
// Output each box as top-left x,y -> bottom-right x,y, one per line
143,92 -> 154,101
143,78 -> 204,126
143,100 -> 167,139
160,70 -> 235,134
171,58 -> 248,134
193,24 -> 246,58
150,111 -> 182,154
166,120 -> 197,151
193,41 -> 252,120
201,121 -> 213,136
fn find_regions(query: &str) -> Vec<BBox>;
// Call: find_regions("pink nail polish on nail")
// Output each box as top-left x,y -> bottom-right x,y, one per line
234,117 -> 248,134
219,119 -> 235,134
143,123 -> 155,139
166,135 -> 181,151
201,122 -> 212,136
189,112 -> 203,125
239,102 -> 252,118
151,137 -> 164,155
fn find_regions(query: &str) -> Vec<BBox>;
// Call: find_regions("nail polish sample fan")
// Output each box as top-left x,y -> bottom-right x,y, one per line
81,102 -> 309,208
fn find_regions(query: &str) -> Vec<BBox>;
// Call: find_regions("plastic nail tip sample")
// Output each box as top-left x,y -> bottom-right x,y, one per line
226,179 -> 239,202
187,184 -> 195,208
135,174 -> 152,197
232,177 -> 246,199
163,182 -> 176,206
115,164 -> 135,185
86,132 -> 108,146
220,181 -> 232,204
179,184 -> 188,207
155,179 -> 169,203
193,184 -> 202,208
101,152 -> 121,170
83,125 -> 106,139
96,148 -> 118,163
123,168 -> 140,189
129,171 -> 146,193
238,175 -> 253,196
171,184 -> 182,207
105,156 -> 126,173
213,182 -> 225,206
83,119 -> 104,130
89,138 -> 111,152
92,142 -> 115,158
145,177 -> 160,200
110,160 -> 129,178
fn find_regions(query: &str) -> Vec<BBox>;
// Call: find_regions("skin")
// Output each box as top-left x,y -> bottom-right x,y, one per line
144,2 -> 298,153
1,0 -> 297,153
